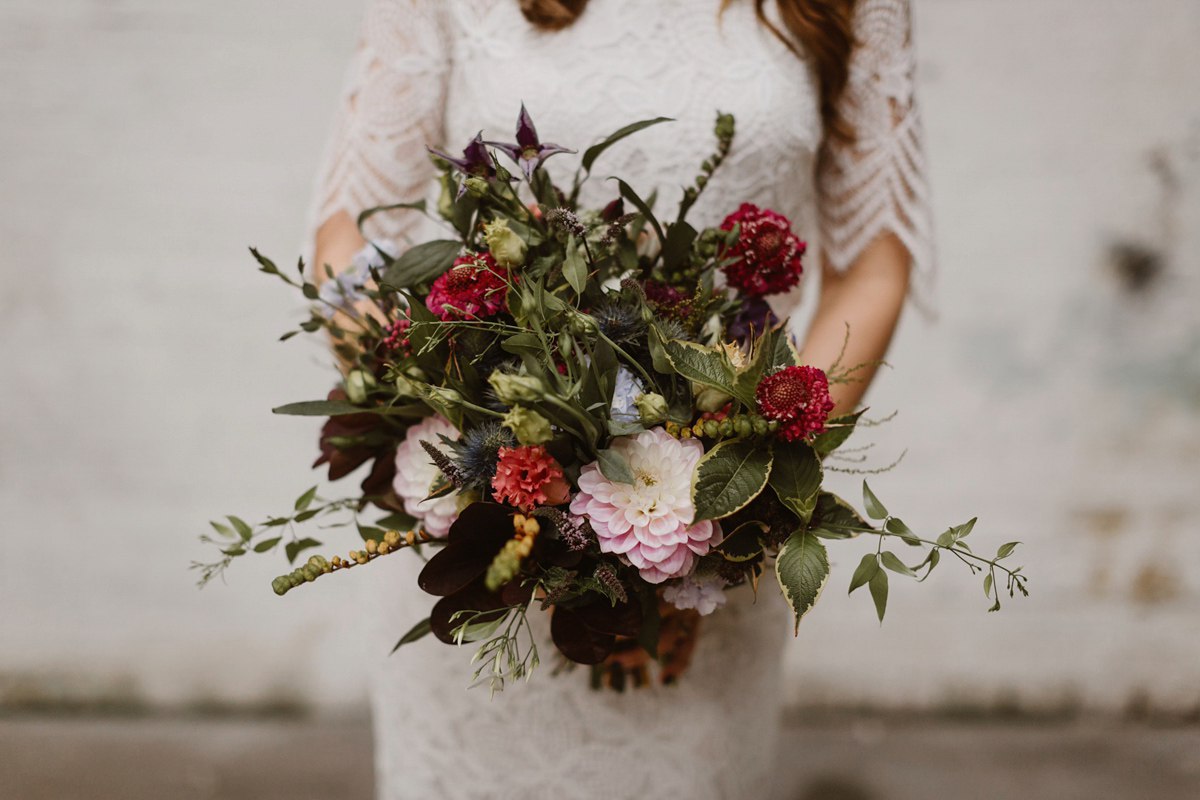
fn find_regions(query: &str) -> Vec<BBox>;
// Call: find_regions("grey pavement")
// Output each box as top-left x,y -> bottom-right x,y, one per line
1,714 -> 1197,800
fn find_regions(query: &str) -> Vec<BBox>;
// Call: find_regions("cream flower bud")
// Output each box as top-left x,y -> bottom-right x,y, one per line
345,370 -> 376,404
484,219 -> 528,269
503,406 -> 554,445
489,372 -> 546,405
634,392 -> 669,425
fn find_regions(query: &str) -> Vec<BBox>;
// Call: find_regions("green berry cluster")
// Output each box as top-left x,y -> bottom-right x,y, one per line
272,528 -> 426,596
484,514 -> 540,592
665,412 -> 779,441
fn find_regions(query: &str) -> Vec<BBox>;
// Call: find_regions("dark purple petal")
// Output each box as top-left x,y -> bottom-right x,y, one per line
516,103 -> 539,149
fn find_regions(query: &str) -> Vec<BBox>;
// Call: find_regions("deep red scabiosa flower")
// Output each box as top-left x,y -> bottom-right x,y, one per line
425,252 -> 512,322
755,366 -> 835,441
719,203 -> 807,297
491,445 -> 570,512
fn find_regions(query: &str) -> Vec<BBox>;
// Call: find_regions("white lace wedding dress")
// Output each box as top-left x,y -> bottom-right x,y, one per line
307,1 -> 933,798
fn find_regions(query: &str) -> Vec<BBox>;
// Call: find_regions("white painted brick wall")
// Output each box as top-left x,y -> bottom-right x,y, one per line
2,0 -> 1197,713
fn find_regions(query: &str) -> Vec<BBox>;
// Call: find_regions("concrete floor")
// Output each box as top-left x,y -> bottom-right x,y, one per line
1,715 -> 1197,800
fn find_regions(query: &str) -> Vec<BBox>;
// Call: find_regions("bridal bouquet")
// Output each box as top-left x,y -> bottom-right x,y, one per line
200,108 -> 1027,691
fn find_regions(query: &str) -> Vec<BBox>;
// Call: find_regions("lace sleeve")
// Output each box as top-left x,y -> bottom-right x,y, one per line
817,0 -> 935,313
306,0 -> 451,250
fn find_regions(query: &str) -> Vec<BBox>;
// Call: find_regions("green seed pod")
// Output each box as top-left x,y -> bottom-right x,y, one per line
767,420 -> 780,433
718,419 -> 733,437
734,417 -> 752,437
696,174 -> 708,188
704,420 -> 720,438
272,577 -> 290,596
302,564 -> 320,582
753,418 -> 769,436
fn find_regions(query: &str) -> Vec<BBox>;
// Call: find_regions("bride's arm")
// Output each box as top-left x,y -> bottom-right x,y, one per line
803,0 -> 934,415
798,233 -> 910,417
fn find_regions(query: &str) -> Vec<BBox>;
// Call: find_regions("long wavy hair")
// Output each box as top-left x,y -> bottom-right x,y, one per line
518,0 -> 858,142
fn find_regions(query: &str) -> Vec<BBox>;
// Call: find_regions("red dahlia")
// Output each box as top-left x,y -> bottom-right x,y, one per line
426,252 -> 512,321
719,203 -> 806,297
755,365 -> 835,441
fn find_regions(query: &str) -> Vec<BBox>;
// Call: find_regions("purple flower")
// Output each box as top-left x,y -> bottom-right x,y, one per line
727,295 -> 780,345
428,132 -> 498,198
486,104 -> 575,181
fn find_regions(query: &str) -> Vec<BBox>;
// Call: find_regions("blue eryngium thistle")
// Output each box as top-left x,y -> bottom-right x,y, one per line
427,132 -> 497,198
486,104 -> 575,181
447,420 -> 517,490
592,301 -> 645,344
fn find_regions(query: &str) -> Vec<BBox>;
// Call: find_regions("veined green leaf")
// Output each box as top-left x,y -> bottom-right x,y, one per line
210,521 -> 236,538
253,537 -> 282,553
714,521 -> 767,562
657,334 -> 738,397
983,572 -> 994,598
811,409 -> 866,456
691,438 -> 773,521
382,239 -> 461,290
391,617 -> 432,653
775,530 -> 830,634
862,481 -> 889,520
768,440 -> 823,524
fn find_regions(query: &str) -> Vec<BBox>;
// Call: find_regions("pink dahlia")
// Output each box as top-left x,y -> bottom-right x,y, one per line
719,203 -> 806,296
425,252 -> 511,321
755,365 -> 835,441
491,445 -> 570,512
392,415 -> 461,537
569,428 -> 721,584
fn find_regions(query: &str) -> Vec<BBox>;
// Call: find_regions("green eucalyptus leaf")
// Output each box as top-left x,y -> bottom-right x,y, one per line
880,551 -> 917,578
227,516 -> 253,541
581,117 -> 673,175
596,448 -> 636,485
868,566 -> 889,622
885,517 -> 922,547
285,537 -> 322,564
983,572 -> 994,598
996,541 -> 1021,559
391,617 -> 432,653
775,530 -> 830,634
563,236 -> 587,295
294,486 -> 318,512
954,517 -> 978,539
382,239 -> 462,290
862,481 -> 888,520
692,438 -> 773,522
253,537 -> 282,553
848,553 -> 878,594
768,440 -> 823,524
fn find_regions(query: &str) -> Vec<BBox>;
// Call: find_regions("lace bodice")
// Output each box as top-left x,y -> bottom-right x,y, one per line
307,2 -> 934,798
309,0 -> 934,312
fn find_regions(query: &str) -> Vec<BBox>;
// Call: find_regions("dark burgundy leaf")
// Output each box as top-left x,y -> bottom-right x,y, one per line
551,606 -> 616,665
418,503 -> 514,596
429,580 -> 508,644
575,597 -> 643,638
501,578 -> 535,607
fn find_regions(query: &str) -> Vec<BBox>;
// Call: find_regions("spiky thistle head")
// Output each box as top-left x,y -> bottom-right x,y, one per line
591,301 -> 645,344
447,420 -> 517,490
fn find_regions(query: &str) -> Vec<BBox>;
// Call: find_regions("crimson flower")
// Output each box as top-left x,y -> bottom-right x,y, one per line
425,252 -> 512,321
486,104 -> 575,181
719,203 -> 807,297
755,366 -> 835,441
